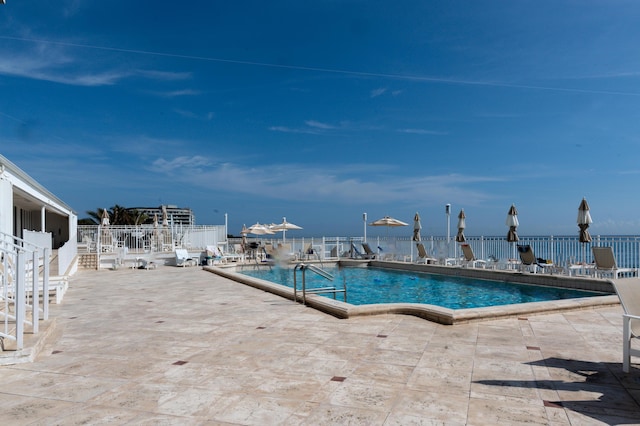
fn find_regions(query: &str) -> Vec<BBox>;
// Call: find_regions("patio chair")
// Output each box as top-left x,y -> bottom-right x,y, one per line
175,249 -> 197,267
361,243 -> 378,260
206,245 -> 224,265
350,243 -> 363,259
610,279 -> 640,372
277,243 -> 296,261
460,244 -> 487,268
416,243 -> 437,264
592,246 -> 637,278
517,245 -> 553,273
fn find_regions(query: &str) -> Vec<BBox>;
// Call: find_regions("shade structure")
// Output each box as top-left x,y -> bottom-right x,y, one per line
455,209 -> 466,243
269,217 -> 302,242
505,204 -> 519,242
412,212 -> 421,242
247,222 -> 276,235
240,224 -> 249,249
152,213 -> 159,249
161,206 -> 169,227
369,215 -> 409,239
369,216 -> 409,228
577,198 -> 593,243
101,208 -> 110,226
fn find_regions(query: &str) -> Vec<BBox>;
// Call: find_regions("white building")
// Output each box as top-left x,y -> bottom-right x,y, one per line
0,153 -> 77,275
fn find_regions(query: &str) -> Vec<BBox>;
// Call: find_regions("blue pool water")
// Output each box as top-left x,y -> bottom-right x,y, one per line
240,266 -> 604,309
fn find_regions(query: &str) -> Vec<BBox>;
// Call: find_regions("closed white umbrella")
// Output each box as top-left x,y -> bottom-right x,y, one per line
577,198 -> 593,243
505,204 -> 519,243
101,208 -> 110,226
505,204 -> 519,263
412,212 -> 421,242
455,209 -> 466,243
578,198 -> 593,265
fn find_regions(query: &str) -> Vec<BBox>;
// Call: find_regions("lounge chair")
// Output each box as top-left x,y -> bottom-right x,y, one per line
350,243 -> 363,259
206,245 -> 240,264
592,246 -> 637,278
610,279 -> 640,372
416,243 -> 437,264
175,249 -> 197,267
277,243 -> 296,261
517,245 -> 553,273
361,243 -> 378,259
460,244 -> 487,268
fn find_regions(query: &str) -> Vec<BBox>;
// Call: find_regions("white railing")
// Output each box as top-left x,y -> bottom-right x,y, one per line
76,225 -> 640,270
0,232 -> 50,350
77,224 -> 227,255
227,234 -> 640,269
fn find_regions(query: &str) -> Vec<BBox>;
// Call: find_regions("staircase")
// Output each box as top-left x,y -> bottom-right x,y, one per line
78,253 -> 99,270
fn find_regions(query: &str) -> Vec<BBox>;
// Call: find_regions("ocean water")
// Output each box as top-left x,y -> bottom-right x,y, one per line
239,265 -> 604,310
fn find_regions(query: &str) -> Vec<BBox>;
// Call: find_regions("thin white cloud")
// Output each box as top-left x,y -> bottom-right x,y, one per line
305,120 -> 336,130
370,87 -> 387,98
153,89 -> 201,98
270,120 -> 341,134
0,48 -> 130,86
0,39 -> 191,87
4,35 -> 640,96
146,155 -> 500,205
398,128 -> 448,135
135,69 -> 192,81
268,125 -> 321,135
151,156 -> 211,172
173,109 -> 215,120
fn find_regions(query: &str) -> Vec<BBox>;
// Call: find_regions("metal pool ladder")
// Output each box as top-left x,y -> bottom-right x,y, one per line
293,263 -> 347,305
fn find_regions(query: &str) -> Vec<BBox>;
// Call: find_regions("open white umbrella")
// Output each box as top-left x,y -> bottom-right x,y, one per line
247,222 -> 276,235
370,216 -> 409,254
269,217 -> 302,242
370,215 -> 409,229
455,209 -> 466,243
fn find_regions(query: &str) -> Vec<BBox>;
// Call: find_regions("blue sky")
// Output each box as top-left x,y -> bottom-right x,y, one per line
2,1 -> 640,238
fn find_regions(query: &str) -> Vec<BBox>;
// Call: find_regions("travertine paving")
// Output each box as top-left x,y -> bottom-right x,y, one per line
1,266 -> 639,425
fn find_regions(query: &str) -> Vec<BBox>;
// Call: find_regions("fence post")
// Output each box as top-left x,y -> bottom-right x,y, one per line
15,250 -> 25,350
31,248 -> 39,334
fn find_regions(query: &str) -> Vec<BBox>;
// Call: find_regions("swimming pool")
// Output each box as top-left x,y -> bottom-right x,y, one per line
205,261 -> 619,324
239,265 -> 605,310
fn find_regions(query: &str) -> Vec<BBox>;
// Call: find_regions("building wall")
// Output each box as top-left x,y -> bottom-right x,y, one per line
0,176 -> 11,238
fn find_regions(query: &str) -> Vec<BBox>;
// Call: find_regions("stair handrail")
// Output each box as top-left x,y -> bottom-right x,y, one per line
293,263 -> 335,305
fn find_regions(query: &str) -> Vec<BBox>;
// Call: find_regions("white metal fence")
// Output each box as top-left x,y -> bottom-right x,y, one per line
76,225 -> 640,270
227,234 -> 640,269
0,232 -> 50,351
77,224 -> 227,254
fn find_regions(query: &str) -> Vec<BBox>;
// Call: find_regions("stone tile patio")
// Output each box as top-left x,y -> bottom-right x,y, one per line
1,265 -> 639,425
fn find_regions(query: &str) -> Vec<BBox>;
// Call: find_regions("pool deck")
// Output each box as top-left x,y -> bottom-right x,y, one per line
1,265 -> 639,424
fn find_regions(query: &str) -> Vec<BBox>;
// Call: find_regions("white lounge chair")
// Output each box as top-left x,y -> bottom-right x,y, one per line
175,249 -> 197,267
611,279 -> 640,372
416,243 -> 437,264
517,245 -> 553,273
361,243 -> 378,260
592,247 -> 637,278
460,244 -> 486,268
